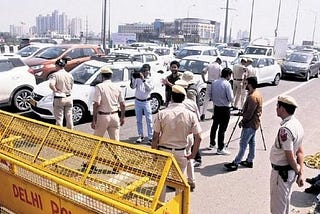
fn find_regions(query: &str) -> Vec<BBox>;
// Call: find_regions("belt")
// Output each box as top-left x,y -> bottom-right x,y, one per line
271,164 -> 293,171
54,94 -> 71,99
98,111 -> 118,115
159,145 -> 186,151
136,97 -> 151,102
234,79 -> 243,81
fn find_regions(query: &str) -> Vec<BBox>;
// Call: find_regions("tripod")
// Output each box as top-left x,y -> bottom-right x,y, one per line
226,113 -> 267,151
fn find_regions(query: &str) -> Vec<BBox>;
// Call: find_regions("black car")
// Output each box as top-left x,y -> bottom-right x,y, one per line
281,51 -> 320,81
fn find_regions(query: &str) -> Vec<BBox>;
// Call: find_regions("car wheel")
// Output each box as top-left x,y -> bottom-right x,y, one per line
12,88 -> 33,111
72,102 -> 87,125
273,74 -> 280,86
150,94 -> 161,114
304,71 -> 310,81
315,69 -> 319,78
198,89 -> 206,106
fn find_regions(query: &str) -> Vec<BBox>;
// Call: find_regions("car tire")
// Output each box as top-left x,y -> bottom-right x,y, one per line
273,74 -> 280,86
12,88 -> 33,111
304,71 -> 310,81
72,102 -> 87,125
150,94 -> 161,114
315,69 -> 319,78
198,89 -> 206,106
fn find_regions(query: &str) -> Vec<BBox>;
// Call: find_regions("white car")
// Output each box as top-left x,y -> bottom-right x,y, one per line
15,43 -> 54,59
30,58 -> 166,124
237,54 -> 281,85
0,56 -> 36,111
175,45 -> 220,59
178,55 -> 230,106
108,49 -> 167,73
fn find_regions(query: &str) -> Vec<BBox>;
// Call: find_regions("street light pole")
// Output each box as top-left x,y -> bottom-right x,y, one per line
274,0 -> 282,37
248,0 -> 255,42
292,0 -> 300,45
312,13 -> 317,45
102,0 -> 107,52
108,0 -> 111,48
223,0 -> 229,43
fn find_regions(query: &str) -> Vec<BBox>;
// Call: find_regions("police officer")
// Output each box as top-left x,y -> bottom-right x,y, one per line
151,85 -> 202,200
49,58 -> 74,129
201,57 -> 222,121
245,58 -> 256,78
91,66 -> 125,141
232,58 -> 247,110
270,95 -> 304,214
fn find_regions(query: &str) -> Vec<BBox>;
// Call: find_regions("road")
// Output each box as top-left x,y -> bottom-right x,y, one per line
11,77 -> 320,213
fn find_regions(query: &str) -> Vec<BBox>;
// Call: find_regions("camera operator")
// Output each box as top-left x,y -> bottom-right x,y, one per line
130,64 -> 154,144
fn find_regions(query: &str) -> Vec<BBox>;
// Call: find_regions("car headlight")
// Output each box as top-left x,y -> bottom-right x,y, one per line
30,65 -> 44,71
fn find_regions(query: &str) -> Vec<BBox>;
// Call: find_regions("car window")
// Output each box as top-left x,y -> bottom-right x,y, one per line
209,49 -> 218,56
111,69 -> 123,82
258,58 -> 268,67
0,60 -> 13,72
83,48 -> 96,57
145,54 -> 156,62
267,49 -> 272,56
180,59 -> 206,74
66,48 -> 83,59
36,46 -> 67,59
203,50 -> 210,55
71,63 -> 100,84
132,55 -> 143,62
267,58 -> 274,65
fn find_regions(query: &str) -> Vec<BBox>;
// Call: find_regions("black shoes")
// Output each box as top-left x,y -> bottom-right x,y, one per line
240,160 -> 253,168
305,185 -> 320,194
224,162 -> 238,171
200,114 -> 205,121
194,161 -> 202,167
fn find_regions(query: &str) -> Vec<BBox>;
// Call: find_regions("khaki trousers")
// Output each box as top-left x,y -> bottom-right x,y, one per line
53,96 -> 73,129
94,113 -> 120,141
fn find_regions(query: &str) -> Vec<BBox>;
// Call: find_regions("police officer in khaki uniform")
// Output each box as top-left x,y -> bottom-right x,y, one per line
91,66 -> 125,141
232,58 -> 247,110
49,58 -> 74,129
245,58 -> 256,78
270,95 -> 304,214
151,85 -> 202,200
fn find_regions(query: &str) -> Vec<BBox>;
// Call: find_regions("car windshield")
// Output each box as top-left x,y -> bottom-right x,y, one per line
287,53 -> 312,63
16,46 -> 39,57
71,63 -> 100,84
34,46 -> 68,59
179,59 -> 207,74
177,49 -> 202,58
244,47 -> 267,55
220,49 -> 238,57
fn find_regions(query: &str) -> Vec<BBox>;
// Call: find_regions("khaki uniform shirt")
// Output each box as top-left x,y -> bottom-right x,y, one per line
49,69 -> 73,95
203,62 -> 221,81
246,65 -> 256,78
153,103 -> 202,148
93,80 -> 124,113
233,64 -> 246,80
270,115 -> 304,166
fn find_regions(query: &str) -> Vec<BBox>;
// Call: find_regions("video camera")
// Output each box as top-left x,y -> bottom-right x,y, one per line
131,69 -> 142,79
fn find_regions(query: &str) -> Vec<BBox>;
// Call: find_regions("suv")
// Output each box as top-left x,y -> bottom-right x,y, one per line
281,51 -> 320,81
175,46 -> 220,59
24,44 -> 105,83
30,58 -> 166,124
0,56 -> 36,111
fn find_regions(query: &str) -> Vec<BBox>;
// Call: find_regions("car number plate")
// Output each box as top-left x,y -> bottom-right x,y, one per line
29,99 -> 37,107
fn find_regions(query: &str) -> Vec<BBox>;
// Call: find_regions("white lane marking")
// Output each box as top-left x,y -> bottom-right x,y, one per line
201,79 -> 313,139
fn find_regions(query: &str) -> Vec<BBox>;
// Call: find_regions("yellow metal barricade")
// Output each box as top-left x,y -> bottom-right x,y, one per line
0,110 -> 190,214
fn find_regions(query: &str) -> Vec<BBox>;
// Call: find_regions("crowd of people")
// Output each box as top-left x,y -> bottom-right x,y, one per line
50,57 -> 308,213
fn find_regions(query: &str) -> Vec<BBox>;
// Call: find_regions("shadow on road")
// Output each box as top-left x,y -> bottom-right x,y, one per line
291,190 -> 316,208
195,162 -> 230,177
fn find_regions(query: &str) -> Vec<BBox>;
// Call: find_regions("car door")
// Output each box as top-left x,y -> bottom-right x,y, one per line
145,53 -> 164,72
255,58 -> 269,84
63,48 -> 87,71
0,59 -> 15,102
310,54 -> 320,75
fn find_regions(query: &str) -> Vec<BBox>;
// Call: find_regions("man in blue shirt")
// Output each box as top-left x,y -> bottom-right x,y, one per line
209,67 -> 234,155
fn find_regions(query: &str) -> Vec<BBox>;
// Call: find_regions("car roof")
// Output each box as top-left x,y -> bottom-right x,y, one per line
83,59 -> 142,69
240,54 -> 275,59
181,55 -> 218,62
182,45 -> 217,51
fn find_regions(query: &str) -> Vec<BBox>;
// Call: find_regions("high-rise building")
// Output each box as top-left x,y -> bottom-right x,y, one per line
70,17 -> 82,37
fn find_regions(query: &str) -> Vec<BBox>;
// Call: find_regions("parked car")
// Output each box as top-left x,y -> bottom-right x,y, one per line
237,54 -> 281,85
15,43 -> 54,59
281,51 -> 320,81
178,55 -> 230,106
30,58 -> 166,124
108,49 -> 167,73
24,44 -> 105,83
175,45 -> 220,60
18,37 -> 57,50
219,47 -> 244,64
0,56 -> 36,111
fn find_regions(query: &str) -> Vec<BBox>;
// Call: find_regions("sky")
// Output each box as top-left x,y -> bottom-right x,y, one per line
1,0 -> 320,45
